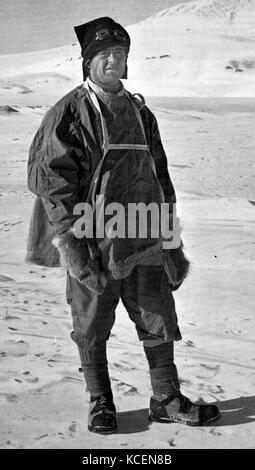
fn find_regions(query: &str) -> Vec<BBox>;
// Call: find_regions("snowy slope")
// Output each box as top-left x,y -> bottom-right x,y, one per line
1,0 -> 255,100
156,0 -> 255,21
127,0 -> 255,96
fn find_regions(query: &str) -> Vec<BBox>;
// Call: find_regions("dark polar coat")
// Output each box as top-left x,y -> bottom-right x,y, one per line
26,84 -> 188,290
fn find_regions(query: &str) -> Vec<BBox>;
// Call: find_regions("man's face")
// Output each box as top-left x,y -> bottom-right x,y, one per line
89,45 -> 127,89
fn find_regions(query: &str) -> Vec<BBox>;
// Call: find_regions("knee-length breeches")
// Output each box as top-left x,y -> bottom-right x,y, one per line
66,265 -> 181,364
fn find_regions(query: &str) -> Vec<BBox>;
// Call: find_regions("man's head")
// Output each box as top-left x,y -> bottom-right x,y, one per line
74,17 -> 130,88
86,45 -> 127,91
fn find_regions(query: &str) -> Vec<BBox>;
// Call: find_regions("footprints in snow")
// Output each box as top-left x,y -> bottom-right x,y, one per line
0,274 -> 16,282
184,339 -> 195,348
112,362 -> 136,372
112,377 -> 139,396
0,339 -> 29,357
0,220 -> 23,232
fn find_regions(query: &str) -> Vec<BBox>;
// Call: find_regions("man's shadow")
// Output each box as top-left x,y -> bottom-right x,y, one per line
213,395 -> 255,427
117,407 -> 150,434
116,395 -> 255,434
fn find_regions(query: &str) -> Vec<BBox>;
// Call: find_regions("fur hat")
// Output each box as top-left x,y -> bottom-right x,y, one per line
74,17 -> 130,80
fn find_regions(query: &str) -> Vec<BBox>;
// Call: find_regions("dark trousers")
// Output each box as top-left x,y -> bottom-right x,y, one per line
66,265 -> 181,397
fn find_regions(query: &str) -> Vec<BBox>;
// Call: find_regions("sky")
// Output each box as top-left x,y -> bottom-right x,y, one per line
0,0 -> 192,55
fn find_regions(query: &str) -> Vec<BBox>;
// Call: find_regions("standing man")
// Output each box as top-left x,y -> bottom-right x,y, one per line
26,17 -> 220,433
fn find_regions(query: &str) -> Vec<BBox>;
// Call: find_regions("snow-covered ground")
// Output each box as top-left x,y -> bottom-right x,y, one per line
0,0 -> 255,449
1,0 -> 255,101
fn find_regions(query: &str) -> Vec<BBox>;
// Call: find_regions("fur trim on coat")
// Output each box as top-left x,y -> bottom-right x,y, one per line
53,230 -> 107,294
163,245 -> 190,291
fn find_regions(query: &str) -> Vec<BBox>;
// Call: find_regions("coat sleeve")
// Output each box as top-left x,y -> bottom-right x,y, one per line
27,102 -> 86,236
147,110 -> 176,207
146,108 -> 190,288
